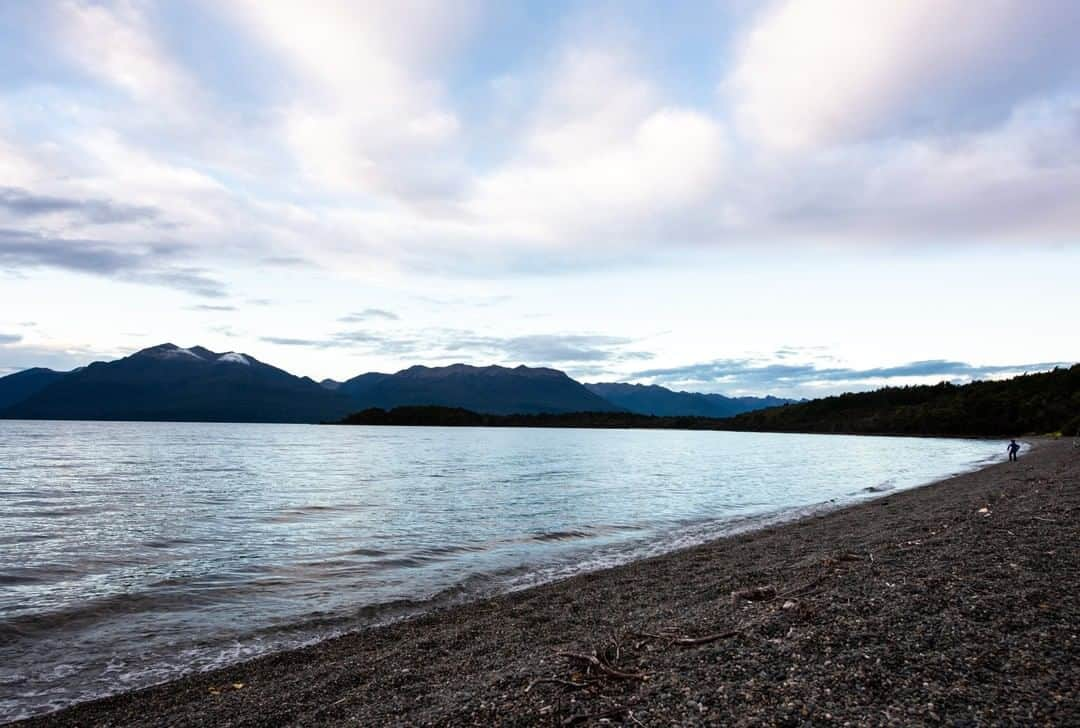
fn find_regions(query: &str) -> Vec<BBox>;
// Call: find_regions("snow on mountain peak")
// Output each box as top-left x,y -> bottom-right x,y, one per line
217,352 -> 251,366
137,344 -> 207,360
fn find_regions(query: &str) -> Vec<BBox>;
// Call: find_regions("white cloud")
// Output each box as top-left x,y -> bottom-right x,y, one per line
465,48 -> 728,249
751,95 -> 1080,243
2,0 -> 1075,290
0,132 -> 39,188
230,0 -> 476,201
728,0 -> 1080,150
54,0 -> 198,111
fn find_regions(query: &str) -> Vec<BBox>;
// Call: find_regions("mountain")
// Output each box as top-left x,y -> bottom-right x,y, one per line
585,382 -> 793,418
0,367 -> 69,409
337,372 -> 393,399
0,346 -> 799,423
2,344 -> 355,423
719,365 -> 1080,437
342,364 -> 622,415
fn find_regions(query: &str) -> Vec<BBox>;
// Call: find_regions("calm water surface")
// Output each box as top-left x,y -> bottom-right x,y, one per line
0,421 -> 1003,721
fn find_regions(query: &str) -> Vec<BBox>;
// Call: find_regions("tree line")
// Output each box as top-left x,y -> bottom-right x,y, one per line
335,365 -> 1080,438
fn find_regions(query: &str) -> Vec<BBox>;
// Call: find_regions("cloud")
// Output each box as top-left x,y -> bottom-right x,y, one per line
1,0 -> 1076,289
635,357 -> 1074,396
0,187 -> 160,224
228,0 -> 478,201
0,228 -> 227,298
260,328 -> 653,366
260,255 -> 316,268
54,0 -> 200,111
259,336 -> 328,348
188,304 -> 236,312
0,333 -> 22,344
445,334 -> 653,364
338,308 -> 399,323
728,0 -> 1080,150
465,48 -> 729,250
0,338 -> 116,375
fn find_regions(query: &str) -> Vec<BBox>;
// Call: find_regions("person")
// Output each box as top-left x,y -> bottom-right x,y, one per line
1007,439 -> 1020,462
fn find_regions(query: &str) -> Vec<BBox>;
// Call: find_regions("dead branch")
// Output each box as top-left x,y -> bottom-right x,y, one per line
779,575 -> 828,598
631,629 -> 738,646
556,652 -> 646,681
524,677 -> 591,693
668,630 -> 739,645
732,585 -> 777,603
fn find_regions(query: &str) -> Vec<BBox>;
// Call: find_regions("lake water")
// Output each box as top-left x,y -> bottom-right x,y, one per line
0,420 -> 1004,721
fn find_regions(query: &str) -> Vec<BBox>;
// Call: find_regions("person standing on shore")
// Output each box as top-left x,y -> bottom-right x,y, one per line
1007,439 -> 1020,461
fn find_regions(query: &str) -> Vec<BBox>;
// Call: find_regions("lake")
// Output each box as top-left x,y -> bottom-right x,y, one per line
0,420 -> 1004,721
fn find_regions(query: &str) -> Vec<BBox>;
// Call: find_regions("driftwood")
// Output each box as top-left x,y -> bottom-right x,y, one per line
731,585 -> 777,603
633,629 -> 739,646
524,677 -> 591,693
556,652 -> 646,681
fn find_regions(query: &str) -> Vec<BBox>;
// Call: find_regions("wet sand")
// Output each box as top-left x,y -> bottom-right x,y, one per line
18,439 -> 1079,726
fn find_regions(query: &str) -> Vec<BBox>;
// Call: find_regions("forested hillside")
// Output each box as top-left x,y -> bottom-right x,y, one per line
722,365 -> 1080,437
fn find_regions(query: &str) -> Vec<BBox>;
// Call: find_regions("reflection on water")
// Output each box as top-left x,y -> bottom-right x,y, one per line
0,420 -> 1001,721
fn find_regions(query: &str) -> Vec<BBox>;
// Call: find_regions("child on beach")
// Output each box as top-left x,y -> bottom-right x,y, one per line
1007,440 -> 1020,461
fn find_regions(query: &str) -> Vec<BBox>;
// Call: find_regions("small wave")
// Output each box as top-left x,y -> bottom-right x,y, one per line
0,572 -> 48,586
0,533 -> 56,545
0,504 -> 111,519
527,529 -> 595,543
265,504 -> 366,523
144,538 -> 197,549
345,547 -> 390,558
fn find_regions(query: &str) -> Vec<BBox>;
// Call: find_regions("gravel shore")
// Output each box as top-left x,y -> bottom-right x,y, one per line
19,439 -> 1078,727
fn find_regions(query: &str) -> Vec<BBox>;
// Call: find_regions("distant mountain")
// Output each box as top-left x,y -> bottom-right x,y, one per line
2,344 -> 355,423
585,382 -> 793,418
0,367 -> 69,410
337,372 -> 393,399
0,346 -> 799,423
343,364 -> 622,415
719,365 -> 1080,437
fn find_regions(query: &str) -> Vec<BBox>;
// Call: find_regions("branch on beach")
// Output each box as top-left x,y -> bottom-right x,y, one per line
524,677 -> 593,693
632,629 -> 739,646
731,585 -> 777,603
556,651 -> 647,681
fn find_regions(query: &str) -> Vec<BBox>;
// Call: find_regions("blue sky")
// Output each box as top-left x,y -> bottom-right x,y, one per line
0,0 -> 1077,397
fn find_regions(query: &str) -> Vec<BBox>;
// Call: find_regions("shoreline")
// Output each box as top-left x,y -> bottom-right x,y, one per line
17,439 -> 1078,726
3,416 -> 1047,440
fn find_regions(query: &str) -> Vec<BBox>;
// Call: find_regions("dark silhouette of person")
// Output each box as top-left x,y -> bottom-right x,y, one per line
1007,439 -> 1020,462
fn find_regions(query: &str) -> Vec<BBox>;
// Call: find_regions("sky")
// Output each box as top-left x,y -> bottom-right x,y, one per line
0,0 -> 1077,398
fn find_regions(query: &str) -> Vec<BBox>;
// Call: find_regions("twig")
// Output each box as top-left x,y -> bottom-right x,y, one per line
632,630 -> 666,641
557,652 -> 646,681
524,677 -> 591,693
732,585 -> 777,603
668,630 -> 738,646
779,576 -> 827,598
631,629 -> 739,646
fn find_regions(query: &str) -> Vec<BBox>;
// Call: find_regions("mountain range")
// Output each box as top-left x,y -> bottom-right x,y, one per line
0,343 -> 792,423
584,382 -> 793,419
